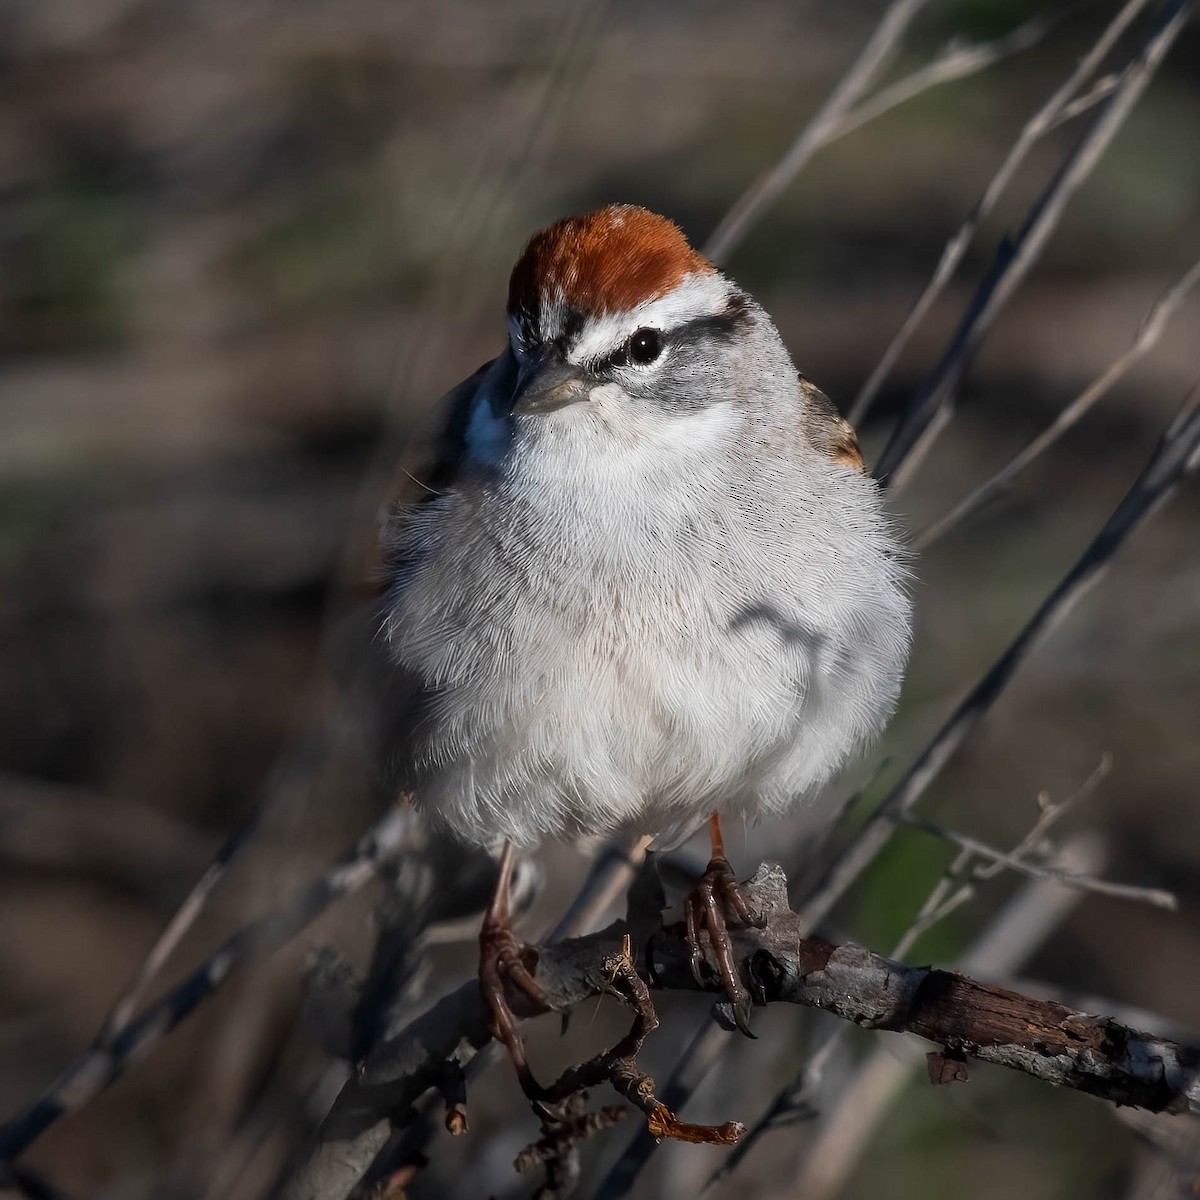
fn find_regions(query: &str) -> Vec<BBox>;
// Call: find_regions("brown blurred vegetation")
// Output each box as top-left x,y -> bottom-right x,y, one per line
1,2 -> 1200,1198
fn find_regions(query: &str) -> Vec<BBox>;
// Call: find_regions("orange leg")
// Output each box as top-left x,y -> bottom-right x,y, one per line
479,842 -> 551,1101
683,814 -> 765,1036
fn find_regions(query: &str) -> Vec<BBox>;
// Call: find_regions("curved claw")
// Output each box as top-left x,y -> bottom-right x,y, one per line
682,853 -> 762,1038
729,994 -> 757,1039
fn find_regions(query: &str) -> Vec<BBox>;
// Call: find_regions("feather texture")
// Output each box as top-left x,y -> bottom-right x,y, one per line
378,208 -> 912,849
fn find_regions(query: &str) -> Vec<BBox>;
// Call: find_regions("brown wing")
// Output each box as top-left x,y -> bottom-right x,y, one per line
799,377 -> 866,473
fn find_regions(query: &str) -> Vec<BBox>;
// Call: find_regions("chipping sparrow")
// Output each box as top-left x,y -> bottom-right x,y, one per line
379,204 -> 912,1102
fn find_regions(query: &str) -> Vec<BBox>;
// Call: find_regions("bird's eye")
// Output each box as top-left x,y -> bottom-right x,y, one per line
627,327 -> 663,366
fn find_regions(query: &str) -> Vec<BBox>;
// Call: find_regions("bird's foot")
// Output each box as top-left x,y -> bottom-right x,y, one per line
684,852 -> 767,1037
479,908 -> 553,1105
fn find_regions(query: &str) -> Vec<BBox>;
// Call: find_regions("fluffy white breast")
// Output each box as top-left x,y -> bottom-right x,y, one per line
384,393 -> 911,849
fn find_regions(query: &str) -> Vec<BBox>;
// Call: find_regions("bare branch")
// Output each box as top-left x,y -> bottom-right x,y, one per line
985,753 -> 1111,862
297,837 -> 646,1199
0,807 -> 422,1163
833,10 -> 1064,143
850,0 -> 1159,426
873,0 -> 1191,487
1000,977 -> 1200,1049
892,845 -> 981,956
890,754 -> 1112,948
879,752 -> 1172,914
709,837 -> 1109,1199
92,816 -> 263,1050
546,834 -> 653,944
703,0 -> 929,263
783,836 -> 1109,1200
915,256 -> 1200,549
1048,69 -> 1128,128
704,4 -> 1065,266
284,863 -> 1200,1200
905,816 -> 1178,909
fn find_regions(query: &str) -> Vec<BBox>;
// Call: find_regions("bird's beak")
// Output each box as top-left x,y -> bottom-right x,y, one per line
511,350 -> 589,415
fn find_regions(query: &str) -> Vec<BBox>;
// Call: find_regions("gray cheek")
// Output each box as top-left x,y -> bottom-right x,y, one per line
624,357 -> 729,413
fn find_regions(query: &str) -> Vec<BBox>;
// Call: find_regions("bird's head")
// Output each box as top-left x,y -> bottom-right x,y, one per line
462,206 -> 787,479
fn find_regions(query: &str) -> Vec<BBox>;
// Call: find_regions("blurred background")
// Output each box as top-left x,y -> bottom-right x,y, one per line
2,1 -> 1200,1197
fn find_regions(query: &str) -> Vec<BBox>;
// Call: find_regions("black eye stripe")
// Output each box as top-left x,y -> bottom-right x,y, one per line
583,293 -> 751,374
668,292 -> 753,348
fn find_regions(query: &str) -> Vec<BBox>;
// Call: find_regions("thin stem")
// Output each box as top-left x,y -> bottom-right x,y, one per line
850,0 -> 1158,426
905,816 -> 1177,909
915,257 -> 1200,549
704,0 -> 929,263
0,808 -> 417,1161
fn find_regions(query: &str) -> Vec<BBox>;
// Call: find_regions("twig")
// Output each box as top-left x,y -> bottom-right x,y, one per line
1048,69 -> 1128,128
999,977 -> 1200,1048
894,846 -> 981,956
916,256 -> 1200,549
905,817 -> 1177,909
704,5 -> 1068,268
704,0 -> 929,263
850,0 -> 1159,426
515,1093 -> 625,1199
697,780 -> 1112,1199
832,9 -> 1065,144
304,838 -> 641,1200
593,841 -> 983,1200
93,816 -> 263,1050
896,752 -> 1171,912
0,806 -> 419,1163
797,375 -> 1200,938
281,860 -> 1200,1200
873,0 -> 1191,487
784,835 -> 1109,1200
978,753 -> 1111,870
87,704 -> 398,1043
546,835 -> 654,944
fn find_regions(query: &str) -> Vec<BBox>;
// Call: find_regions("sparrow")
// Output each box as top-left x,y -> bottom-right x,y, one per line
379,204 -> 912,1109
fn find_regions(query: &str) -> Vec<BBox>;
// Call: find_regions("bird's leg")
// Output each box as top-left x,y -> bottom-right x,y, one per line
684,813 -> 766,1036
479,841 -> 552,1102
